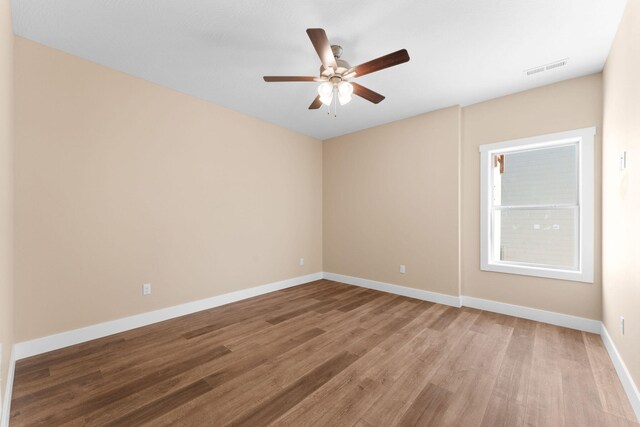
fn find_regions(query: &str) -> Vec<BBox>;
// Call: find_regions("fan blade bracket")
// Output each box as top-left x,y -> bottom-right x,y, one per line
321,67 -> 334,78
342,70 -> 357,80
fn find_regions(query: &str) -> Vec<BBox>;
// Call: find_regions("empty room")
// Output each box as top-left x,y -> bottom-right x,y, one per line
1,0 -> 639,425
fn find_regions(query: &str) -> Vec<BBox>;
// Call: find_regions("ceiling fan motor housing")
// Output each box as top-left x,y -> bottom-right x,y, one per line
320,45 -> 351,78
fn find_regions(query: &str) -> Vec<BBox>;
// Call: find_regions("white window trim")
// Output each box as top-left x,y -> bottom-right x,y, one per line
479,127 -> 595,283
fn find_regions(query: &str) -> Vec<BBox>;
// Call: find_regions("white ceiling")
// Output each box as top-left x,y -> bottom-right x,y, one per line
12,0 -> 627,140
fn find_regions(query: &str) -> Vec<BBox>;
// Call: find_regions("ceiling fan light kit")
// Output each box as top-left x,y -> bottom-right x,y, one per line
318,80 -> 353,107
263,28 -> 410,114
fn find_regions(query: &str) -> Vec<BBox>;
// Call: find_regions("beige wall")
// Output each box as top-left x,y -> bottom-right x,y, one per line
323,106 -> 461,297
13,38 -> 323,341
7,23 -> 612,348
462,74 -> 603,320
603,0 -> 640,392
323,75 -> 602,320
0,0 -> 13,403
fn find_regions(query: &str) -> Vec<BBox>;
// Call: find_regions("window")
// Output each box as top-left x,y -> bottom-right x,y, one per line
479,127 -> 595,283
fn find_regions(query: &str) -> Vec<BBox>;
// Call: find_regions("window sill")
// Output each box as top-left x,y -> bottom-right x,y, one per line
481,261 -> 593,283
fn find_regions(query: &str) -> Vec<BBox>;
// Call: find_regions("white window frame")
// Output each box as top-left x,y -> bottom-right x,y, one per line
479,127 -> 595,283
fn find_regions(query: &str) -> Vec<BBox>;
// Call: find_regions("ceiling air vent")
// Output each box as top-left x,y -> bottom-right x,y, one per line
525,58 -> 568,76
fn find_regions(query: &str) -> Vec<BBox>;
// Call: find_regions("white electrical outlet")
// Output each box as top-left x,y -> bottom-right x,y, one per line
621,316 -> 625,335
400,264 -> 406,274
143,283 -> 151,295
299,258 -> 304,266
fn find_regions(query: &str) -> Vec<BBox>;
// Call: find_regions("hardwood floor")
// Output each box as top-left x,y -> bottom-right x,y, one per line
10,279 -> 638,426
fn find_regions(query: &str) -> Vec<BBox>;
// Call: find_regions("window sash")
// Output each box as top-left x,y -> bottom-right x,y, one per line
490,205 -> 580,271
479,127 -> 595,283
492,142 -> 579,207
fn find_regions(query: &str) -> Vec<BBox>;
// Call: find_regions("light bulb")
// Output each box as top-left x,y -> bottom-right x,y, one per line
317,82 -> 333,98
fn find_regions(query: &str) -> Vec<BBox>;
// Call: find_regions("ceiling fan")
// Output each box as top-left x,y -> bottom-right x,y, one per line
263,28 -> 410,110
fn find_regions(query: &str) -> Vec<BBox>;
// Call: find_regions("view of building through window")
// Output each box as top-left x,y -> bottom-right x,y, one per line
493,144 -> 579,269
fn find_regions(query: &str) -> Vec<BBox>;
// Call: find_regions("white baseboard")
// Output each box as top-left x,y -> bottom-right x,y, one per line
0,346 -> 15,427
322,272 -> 599,333
322,272 -> 462,308
461,295 -> 601,334
601,324 -> 640,421
14,272 -> 323,360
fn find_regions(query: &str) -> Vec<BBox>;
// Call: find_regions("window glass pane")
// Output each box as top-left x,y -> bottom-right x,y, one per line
494,208 -> 577,269
498,144 -> 578,206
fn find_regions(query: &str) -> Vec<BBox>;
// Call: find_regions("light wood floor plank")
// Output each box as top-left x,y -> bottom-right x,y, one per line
524,322 -> 567,427
480,318 -> 536,427
584,331 -> 638,421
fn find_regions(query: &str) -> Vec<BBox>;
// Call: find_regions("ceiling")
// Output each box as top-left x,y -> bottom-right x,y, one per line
12,0 -> 627,140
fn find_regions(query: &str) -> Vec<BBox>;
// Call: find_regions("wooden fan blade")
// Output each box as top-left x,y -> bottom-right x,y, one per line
352,49 -> 410,78
263,76 -> 317,82
309,95 -> 323,110
306,28 -> 338,70
351,83 -> 385,104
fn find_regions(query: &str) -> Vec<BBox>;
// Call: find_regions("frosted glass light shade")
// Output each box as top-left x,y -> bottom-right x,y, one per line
317,82 -> 333,97
320,94 -> 333,105
337,81 -> 353,105
338,81 -> 353,96
338,93 -> 352,105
